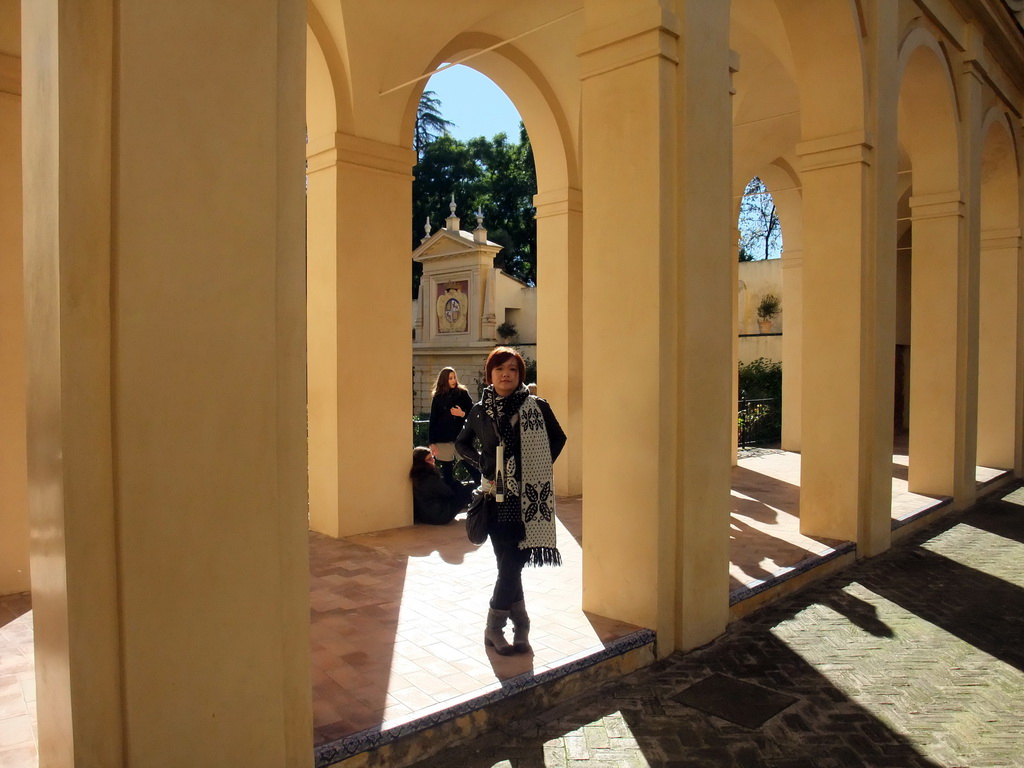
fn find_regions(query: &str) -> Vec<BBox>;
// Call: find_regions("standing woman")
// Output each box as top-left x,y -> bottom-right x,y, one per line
456,347 -> 566,655
428,367 -> 477,485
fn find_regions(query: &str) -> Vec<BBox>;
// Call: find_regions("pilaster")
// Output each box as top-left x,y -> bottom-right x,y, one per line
307,131 -> 416,538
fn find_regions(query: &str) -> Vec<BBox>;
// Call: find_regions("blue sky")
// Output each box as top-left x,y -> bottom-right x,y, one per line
424,65 -> 524,142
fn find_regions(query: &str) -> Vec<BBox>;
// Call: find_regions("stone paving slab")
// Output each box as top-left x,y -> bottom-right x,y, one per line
408,489 -> 1024,768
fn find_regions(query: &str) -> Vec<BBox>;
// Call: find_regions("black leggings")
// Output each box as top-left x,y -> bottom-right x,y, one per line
489,535 -> 529,610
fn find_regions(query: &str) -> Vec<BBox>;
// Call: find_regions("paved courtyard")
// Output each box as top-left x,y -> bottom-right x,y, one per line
409,487 -> 1024,768
0,449 -> 1011,767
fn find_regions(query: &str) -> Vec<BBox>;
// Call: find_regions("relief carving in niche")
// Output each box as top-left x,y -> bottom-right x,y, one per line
436,280 -> 469,333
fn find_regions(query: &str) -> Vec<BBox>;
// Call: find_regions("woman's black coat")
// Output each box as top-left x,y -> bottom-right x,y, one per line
411,470 -> 460,525
455,396 -> 566,481
428,387 -> 475,444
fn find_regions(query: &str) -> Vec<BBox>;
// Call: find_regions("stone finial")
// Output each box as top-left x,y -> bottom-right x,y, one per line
421,216 -> 432,243
446,194 -> 460,231
473,208 -> 488,244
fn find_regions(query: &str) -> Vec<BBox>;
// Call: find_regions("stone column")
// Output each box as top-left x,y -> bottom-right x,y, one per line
22,2 -> 311,765
977,229 -> 1020,469
0,50 -> 28,596
306,132 -> 416,537
535,187 -> 583,495
580,0 -> 732,653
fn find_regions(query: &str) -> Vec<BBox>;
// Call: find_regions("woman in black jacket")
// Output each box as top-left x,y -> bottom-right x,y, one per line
409,447 -> 470,525
428,367 -> 478,484
456,347 -> 566,655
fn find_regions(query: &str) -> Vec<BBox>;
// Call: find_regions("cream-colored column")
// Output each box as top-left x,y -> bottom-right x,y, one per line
0,51 -> 28,596
22,3 -> 311,766
907,193 -> 976,503
780,249 -> 803,451
977,229 -> 1020,469
797,4 -> 897,555
909,58 -> 983,507
536,187 -> 583,495
307,132 -> 416,537
580,0 -> 732,653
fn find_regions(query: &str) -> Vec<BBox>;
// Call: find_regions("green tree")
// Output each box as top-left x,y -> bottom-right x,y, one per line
738,176 -> 782,260
414,90 -> 455,156
412,122 -> 537,290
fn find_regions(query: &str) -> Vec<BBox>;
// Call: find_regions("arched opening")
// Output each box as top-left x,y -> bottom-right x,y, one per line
410,64 -> 537,432
302,14 -> 612,748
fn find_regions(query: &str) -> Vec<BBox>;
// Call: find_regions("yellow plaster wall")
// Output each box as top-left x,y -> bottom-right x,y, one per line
0,55 -> 28,596
737,259 -> 783,335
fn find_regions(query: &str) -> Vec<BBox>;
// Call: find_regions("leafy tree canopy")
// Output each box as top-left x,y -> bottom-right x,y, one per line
414,90 -> 455,156
413,120 -> 537,291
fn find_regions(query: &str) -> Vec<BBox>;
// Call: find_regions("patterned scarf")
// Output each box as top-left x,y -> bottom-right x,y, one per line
482,384 -> 561,567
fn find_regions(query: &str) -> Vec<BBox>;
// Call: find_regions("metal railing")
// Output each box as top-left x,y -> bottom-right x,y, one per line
738,397 -> 781,448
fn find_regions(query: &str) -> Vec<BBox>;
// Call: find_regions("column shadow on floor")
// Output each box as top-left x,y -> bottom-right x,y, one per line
407,603 -> 946,768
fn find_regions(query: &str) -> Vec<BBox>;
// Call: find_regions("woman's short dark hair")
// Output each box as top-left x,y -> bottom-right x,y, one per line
484,346 -> 526,385
410,446 -> 434,479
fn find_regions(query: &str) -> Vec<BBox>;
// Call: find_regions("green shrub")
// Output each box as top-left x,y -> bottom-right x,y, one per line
738,358 -> 781,401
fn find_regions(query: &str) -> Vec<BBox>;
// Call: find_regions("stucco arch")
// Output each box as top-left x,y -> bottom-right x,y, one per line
730,1 -> 801,201
771,0 -> 867,140
979,109 -> 1020,231
400,33 -> 579,194
306,2 -> 354,138
759,159 -> 802,249
897,27 -> 961,193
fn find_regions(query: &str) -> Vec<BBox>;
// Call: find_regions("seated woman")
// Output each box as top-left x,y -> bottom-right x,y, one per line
409,446 -> 472,525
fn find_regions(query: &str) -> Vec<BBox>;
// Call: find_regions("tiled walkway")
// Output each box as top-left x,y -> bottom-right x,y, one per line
409,486 -> 1024,768
0,449 -> 1010,767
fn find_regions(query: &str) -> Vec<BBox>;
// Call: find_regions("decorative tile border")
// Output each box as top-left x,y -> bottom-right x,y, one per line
314,628 -> 656,768
729,542 -> 857,606
891,497 -> 952,531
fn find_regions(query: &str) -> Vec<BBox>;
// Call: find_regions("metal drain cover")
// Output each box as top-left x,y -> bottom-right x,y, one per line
671,673 -> 797,729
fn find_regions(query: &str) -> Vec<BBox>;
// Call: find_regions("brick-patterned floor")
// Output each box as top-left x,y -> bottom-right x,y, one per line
410,488 -> 1024,768
0,449 -> 1008,766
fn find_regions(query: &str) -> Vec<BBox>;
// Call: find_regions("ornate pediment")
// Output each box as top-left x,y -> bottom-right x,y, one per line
411,227 -> 502,264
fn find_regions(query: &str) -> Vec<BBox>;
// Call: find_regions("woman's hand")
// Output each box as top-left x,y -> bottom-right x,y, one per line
429,444 -> 437,455
450,405 -> 465,418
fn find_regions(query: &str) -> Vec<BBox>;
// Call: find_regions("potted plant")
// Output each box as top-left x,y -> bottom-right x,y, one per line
756,293 -> 781,333
496,321 -> 518,341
